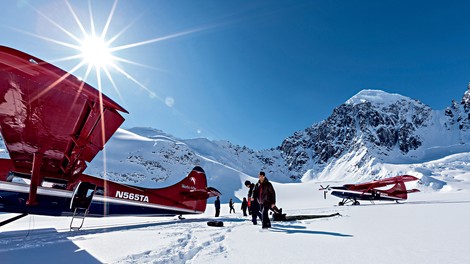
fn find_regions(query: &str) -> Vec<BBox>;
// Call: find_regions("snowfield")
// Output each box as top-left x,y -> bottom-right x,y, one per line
1,182 -> 469,264
2,89 -> 470,263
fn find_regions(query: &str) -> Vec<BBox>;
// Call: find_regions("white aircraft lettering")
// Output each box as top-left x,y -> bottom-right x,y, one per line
115,190 -> 149,202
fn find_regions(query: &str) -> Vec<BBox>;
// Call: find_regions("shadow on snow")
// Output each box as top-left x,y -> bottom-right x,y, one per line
269,223 -> 353,237
0,216 -> 244,262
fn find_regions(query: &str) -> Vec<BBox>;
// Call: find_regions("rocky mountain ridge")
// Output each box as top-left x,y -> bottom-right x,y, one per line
281,87 -> 470,180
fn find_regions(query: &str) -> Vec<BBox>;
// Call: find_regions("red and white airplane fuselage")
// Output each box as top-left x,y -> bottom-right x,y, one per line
322,175 -> 420,206
0,159 -> 219,217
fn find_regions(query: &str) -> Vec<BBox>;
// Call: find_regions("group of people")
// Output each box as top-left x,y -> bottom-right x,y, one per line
213,197 -> 237,217
214,171 -> 279,229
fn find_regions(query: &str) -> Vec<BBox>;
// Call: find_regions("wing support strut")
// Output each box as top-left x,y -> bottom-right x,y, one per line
26,153 -> 44,206
0,213 -> 28,227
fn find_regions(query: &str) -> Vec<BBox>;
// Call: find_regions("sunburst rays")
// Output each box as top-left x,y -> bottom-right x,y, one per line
21,0 -> 210,103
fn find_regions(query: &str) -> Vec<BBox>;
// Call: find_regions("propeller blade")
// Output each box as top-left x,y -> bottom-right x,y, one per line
319,185 -> 330,199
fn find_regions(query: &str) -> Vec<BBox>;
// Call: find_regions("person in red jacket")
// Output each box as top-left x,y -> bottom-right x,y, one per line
257,171 -> 278,229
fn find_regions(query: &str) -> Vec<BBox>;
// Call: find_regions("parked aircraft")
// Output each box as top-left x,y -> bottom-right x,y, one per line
0,46 -> 220,230
319,175 -> 420,206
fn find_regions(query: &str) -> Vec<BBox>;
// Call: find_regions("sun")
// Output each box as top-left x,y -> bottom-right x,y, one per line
79,35 -> 113,69
20,0 -> 207,101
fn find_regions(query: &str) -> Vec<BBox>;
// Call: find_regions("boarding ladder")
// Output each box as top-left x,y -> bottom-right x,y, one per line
69,182 -> 96,231
70,207 -> 90,231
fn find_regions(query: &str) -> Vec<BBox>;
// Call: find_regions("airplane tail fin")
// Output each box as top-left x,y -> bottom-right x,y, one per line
387,180 -> 408,200
383,178 -> 419,200
149,166 -> 221,214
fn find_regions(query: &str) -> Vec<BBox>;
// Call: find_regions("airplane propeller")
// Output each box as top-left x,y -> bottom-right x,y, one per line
319,185 -> 330,199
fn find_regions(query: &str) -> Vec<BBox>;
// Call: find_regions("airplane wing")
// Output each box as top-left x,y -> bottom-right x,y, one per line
347,175 -> 419,191
0,46 -> 127,182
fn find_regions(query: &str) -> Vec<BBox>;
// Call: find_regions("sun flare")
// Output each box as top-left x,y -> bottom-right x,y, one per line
79,35 -> 113,69
21,0 -> 207,103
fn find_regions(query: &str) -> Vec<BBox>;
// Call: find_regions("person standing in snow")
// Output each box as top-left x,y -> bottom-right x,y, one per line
229,198 -> 236,213
245,180 -> 262,225
257,171 -> 277,229
241,197 -> 248,216
214,196 -> 221,217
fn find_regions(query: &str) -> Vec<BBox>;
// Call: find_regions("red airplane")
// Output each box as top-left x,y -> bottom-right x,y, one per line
0,46 -> 220,229
320,175 -> 420,206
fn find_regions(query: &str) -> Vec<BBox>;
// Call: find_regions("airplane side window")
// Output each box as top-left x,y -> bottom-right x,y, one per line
7,172 -> 14,182
11,176 -> 29,185
95,187 -> 104,195
52,183 -> 67,189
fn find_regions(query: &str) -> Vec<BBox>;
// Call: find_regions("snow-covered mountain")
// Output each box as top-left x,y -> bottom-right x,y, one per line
282,87 -> 470,183
2,87 -> 470,201
83,128 -> 289,201
84,86 -> 470,200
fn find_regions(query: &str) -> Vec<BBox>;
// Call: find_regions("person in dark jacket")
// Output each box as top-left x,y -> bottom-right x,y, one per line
241,197 -> 248,216
229,198 -> 235,213
214,196 -> 221,217
245,180 -> 262,225
257,171 -> 277,229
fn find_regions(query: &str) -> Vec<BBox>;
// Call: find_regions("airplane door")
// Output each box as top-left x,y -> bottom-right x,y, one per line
70,182 -> 97,210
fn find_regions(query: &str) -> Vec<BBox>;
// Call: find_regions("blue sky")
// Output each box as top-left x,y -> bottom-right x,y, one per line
2,1 -> 470,150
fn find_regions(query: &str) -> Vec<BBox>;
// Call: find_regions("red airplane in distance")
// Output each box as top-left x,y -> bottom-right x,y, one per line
0,46 -> 221,230
320,175 -> 420,206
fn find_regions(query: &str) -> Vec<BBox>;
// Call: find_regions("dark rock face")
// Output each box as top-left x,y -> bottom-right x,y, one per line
445,84 -> 470,131
279,90 -> 437,179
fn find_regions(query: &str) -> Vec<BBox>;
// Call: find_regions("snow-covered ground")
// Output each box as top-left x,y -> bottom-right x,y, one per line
1,180 -> 469,264
2,111 -> 470,263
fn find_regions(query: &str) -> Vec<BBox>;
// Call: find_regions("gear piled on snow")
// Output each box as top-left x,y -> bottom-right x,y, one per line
272,209 -> 341,222
207,221 -> 224,227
